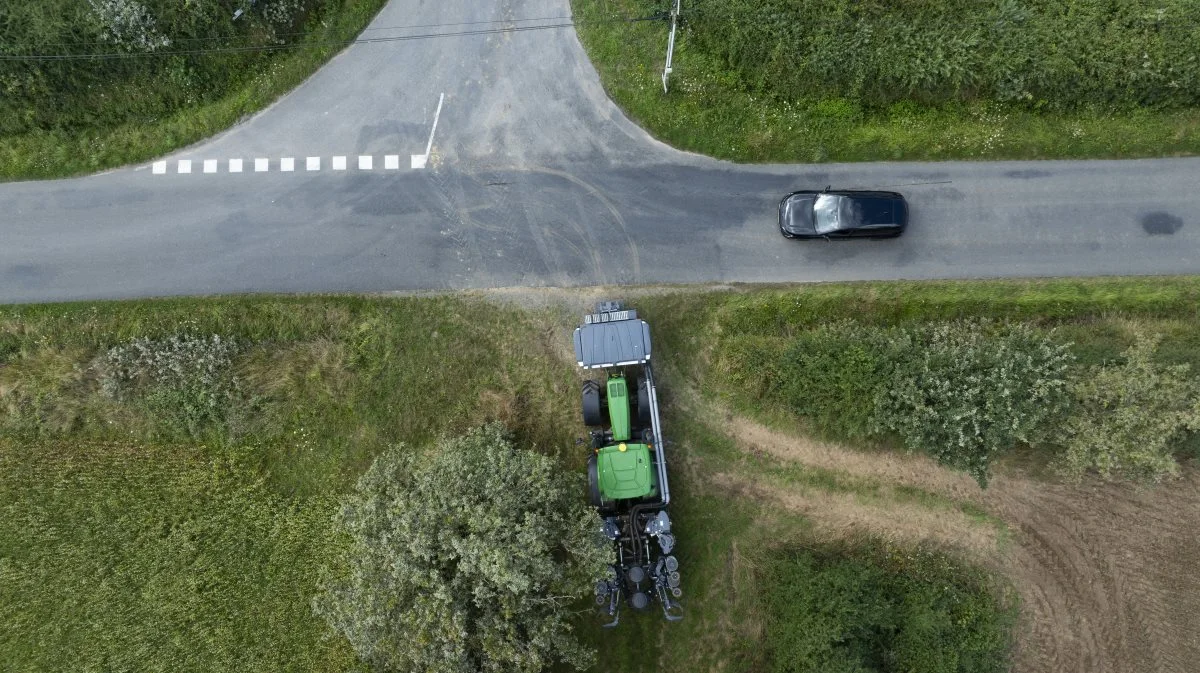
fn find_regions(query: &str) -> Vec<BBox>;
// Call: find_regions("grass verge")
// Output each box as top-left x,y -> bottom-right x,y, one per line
571,0 -> 1200,162
0,295 -> 585,672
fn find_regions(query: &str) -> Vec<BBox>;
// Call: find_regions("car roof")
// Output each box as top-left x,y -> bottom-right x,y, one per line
784,189 -> 905,200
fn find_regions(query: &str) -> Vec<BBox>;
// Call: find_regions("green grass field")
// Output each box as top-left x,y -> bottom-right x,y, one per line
0,440 -> 355,672
7,278 -> 1199,671
571,0 -> 1200,162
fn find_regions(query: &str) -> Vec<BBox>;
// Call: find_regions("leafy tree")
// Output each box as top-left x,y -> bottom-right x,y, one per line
313,424 -> 609,673
872,322 -> 1073,487
1058,332 -> 1200,482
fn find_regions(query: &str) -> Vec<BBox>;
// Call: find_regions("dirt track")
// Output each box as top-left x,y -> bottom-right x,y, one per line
723,414 -> 1200,673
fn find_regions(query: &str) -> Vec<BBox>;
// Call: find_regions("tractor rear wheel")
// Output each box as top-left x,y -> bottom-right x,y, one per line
582,380 -> 605,426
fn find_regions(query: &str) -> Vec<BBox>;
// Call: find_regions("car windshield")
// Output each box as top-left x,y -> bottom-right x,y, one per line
813,194 -> 842,234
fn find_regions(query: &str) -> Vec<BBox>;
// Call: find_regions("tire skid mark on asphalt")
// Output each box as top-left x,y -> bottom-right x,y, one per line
503,165 -> 642,284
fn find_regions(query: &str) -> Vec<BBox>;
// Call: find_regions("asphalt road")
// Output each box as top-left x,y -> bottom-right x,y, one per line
1,0 -> 1198,304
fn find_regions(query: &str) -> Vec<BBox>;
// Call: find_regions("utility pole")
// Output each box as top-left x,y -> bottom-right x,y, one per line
661,0 -> 681,93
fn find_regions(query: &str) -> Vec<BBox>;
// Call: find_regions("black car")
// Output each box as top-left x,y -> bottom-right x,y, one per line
778,188 -> 908,239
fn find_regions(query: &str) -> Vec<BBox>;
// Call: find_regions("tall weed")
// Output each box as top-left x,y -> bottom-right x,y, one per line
718,321 -> 1073,486
98,333 -> 246,440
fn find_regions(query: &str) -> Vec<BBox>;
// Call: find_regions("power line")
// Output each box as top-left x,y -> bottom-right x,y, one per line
4,14 -> 583,51
12,7 -> 1190,63
0,15 -> 660,62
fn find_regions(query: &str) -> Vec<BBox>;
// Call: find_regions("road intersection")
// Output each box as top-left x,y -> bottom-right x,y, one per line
1,0 -> 1197,303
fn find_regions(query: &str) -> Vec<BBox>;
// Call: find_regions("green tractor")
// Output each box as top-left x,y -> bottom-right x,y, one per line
575,302 -> 682,626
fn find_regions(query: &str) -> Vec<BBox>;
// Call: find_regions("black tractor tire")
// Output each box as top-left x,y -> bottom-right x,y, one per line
582,380 -> 605,427
587,454 -> 606,509
635,377 -> 652,428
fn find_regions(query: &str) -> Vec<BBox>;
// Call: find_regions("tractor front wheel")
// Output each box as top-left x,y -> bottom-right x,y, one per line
582,380 -> 605,426
587,454 -> 606,509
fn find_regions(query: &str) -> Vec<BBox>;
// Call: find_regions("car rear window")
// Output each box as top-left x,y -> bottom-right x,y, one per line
841,198 -> 896,226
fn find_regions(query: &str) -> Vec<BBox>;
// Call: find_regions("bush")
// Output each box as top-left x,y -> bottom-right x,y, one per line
764,542 -> 1014,673
873,323 -> 1073,487
777,322 -> 891,439
313,424 -> 609,673
718,319 -> 1073,486
1058,332 -> 1200,482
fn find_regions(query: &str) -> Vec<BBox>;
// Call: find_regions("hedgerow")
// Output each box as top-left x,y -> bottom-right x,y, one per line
688,0 -> 1200,111
0,1 -> 386,178
775,322 -> 892,440
2,2 -> 305,136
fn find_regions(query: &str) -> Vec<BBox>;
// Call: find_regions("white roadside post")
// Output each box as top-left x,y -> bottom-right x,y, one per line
661,0 -> 681,93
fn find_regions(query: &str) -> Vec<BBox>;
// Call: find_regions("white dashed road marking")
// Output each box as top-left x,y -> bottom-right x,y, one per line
153,148 -> 434,177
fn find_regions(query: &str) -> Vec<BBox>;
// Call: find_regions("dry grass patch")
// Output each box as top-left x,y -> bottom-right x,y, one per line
709,471 -> 1001,558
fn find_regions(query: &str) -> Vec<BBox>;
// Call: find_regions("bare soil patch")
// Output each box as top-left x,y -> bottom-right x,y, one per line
716,412 -> 1200,673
